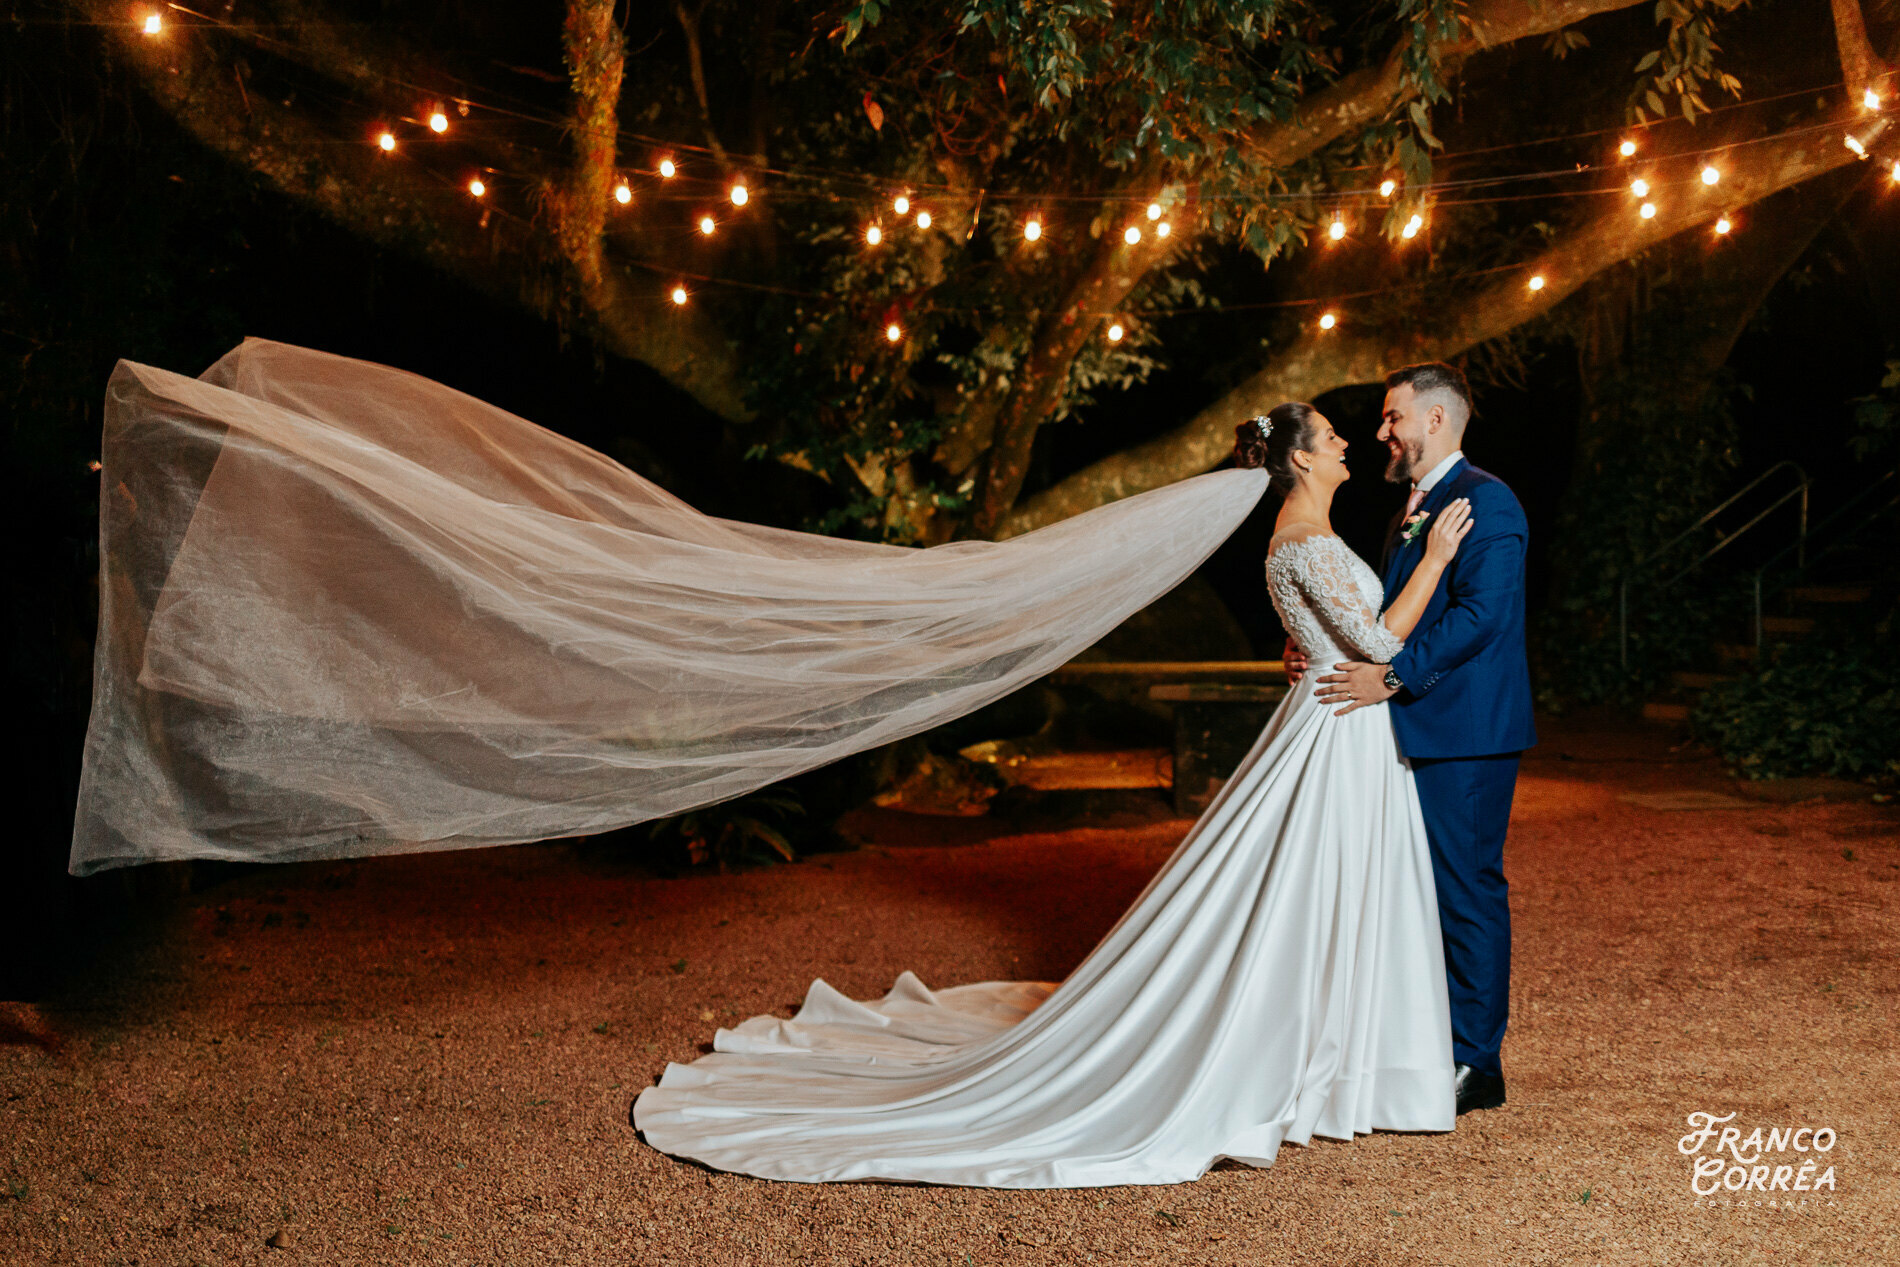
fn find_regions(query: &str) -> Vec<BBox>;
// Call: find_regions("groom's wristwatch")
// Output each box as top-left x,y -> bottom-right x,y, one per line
1382,667 -> 1404,693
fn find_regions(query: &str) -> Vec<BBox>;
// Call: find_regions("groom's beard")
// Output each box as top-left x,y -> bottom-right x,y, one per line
1384,438 -> 1424,484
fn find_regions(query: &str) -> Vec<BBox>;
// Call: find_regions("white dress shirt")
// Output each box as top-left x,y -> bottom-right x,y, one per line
1414,449 -> 1465,495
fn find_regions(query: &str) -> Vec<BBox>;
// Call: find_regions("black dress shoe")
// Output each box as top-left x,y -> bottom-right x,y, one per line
1454,1063 -> 1506,1115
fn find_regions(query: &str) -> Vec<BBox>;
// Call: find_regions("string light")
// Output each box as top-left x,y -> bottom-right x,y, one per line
1700,165 -> 1721,185
1318,312 -> 1337,330
467,177 -> 486,198
1630,178 -> 1649,197
1845,134 -> 1868,158
1023,218 -> 1042,241
1865,88 -> 1883,111
1714,215 -> 1732,234
377,131 -> 396,152
730,183 -> 749,207
893,195 -> 910,215
1892,160 -> 1900,183
614,181 -> 632,205
1379,179 -> 1397,198
141,11 -> 161,36
885,322 -> 903,343
1401,214 -> 1422,239
916,210 -> 932,229
1328,217 -> 1346,241
658,158 -> 677,178
1639,201 -> 1657,219
1618,139 -> 1637,157
1156,222 -> 1171,238
429,111 -> 449,134
1107,323 -> 1125,342
865,224 -> 882,245
1528,274 -> 1546,291
1146,203 -> 1162,220
1124,225 -> 1142,244
698,215 -> 716,235
670,285 -> 688,305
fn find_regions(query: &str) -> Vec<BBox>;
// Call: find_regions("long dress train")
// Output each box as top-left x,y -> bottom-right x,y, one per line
631,526 -> 1455,1187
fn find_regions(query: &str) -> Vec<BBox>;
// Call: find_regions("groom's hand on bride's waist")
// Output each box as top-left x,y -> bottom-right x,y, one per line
1314,661 -> 1398,716
1283,638 -> 1308,684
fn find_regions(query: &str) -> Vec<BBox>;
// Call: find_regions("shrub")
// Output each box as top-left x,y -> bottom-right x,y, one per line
1691,634 -> 1900,783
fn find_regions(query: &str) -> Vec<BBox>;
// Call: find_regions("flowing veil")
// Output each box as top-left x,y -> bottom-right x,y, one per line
69,340 -> 1267,875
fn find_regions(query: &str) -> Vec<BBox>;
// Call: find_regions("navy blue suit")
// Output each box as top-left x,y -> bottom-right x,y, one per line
1379,458 -> 1535,1078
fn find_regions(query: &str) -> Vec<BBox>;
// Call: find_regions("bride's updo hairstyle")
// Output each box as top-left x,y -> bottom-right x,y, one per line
1233,402 -> 1321,496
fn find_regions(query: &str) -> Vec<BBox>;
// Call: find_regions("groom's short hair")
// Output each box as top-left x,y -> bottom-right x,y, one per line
1385,362 -> 1473,430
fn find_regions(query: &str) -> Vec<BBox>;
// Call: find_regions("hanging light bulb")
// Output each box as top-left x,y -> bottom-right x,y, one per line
1845,134 -> 1869,158
916,210 -> 932,229
1146,203 -> 1162,221
698,215 -> 716,235
658,158 -> 677,178
1630,178 -> 1649,197
1328,217 -> 1346,241
1865,88 -> 1883,111
670,285 -> 688,305
865,224 -> 883,245
893,195 -> 910,215
1401,214 -> 1422,239
429,111 -> 449,134
1124,225 -> 1141,245
1891,160 -> 1900,183
141,11 -> 162,35
1156,222 -> 1171,238
1107,323 -> 1125,342
1318,313 -> 1337,331
1701,165 -> 1721,186
1714,215 -> 1733,235
885,322 -> 903,343
1023,218 -> 1042,241
1619,139 -> 1637,157
1528,274 -> 1546,291
467,178 -> 486,198
730,183 -> 749,207
1639,202 -> 1657,219
1379,179 -> 1397,198
614,182 -> 633,205
377,131 -> 397,152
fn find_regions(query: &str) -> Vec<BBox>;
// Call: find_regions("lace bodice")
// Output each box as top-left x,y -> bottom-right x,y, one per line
1265,529 -> 1405,664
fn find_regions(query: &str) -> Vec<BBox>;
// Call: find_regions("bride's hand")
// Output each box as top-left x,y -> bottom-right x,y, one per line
1425,498 -> 1473,567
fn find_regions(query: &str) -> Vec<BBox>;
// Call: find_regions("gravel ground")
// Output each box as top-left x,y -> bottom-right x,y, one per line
3,712 -> 1896,1265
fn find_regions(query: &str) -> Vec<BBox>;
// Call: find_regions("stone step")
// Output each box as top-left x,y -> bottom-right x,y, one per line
1641,702 -> 1691,724
1761,615 -> 1816,636
1785,585 -> 1870,604
1671,671 -> 1736,692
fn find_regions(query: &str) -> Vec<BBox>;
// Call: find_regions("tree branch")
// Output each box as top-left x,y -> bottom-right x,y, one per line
999,100 -> 1882,538
1830,0 -> 1888,102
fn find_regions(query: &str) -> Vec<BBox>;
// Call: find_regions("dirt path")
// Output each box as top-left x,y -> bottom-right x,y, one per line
3,714 -> 1895,1265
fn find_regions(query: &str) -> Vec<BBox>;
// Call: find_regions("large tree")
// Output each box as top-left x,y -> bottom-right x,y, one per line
72,0 -> 1898,540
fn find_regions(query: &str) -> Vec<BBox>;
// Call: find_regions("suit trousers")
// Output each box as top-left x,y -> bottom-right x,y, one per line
1408,752 -> 1520,1078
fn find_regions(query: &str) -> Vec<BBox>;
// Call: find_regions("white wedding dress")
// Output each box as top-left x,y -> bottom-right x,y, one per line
632,526 -> 1455,1187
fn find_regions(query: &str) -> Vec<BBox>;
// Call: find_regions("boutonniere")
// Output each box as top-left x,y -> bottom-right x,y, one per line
1399,510 -> 1431,544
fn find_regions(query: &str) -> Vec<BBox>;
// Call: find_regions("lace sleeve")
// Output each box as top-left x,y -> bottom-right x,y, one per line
1281,534 -> 1406,663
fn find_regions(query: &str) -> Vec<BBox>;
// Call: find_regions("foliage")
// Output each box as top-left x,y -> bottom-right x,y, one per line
1847,359 -> 1900,462
641,791 -> 807,870
1692,630 -> 1900,783
1534,361 -> 1743,704
1627,0 -> 1747,125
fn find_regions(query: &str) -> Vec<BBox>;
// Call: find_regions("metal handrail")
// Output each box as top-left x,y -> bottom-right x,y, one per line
1618,461 -> 1811,668
1749,469 -> 1898,651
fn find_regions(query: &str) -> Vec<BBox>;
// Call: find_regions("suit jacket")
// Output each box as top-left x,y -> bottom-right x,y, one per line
1379,459 -> 1537,760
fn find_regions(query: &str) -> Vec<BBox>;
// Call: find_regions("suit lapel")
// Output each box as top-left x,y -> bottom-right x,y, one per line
1382,458 -> 1467,597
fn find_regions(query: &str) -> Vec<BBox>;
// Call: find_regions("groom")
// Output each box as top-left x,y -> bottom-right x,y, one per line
1303,361 -> 1536,1115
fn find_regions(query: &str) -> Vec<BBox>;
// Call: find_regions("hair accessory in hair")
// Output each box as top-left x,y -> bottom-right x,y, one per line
1253,415 -> 1273,442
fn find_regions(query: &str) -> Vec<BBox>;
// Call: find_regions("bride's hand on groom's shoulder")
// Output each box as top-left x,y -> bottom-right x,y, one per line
1424,498 -> 1474,567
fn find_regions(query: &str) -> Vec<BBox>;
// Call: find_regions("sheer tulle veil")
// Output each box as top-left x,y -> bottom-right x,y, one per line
70,339 -> 1267,875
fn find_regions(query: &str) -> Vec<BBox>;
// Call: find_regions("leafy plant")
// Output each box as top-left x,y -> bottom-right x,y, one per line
641,791 -> 806,870
1692,633 -> 1900,783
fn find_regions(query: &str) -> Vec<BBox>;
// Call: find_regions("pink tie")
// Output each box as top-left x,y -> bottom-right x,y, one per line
1405,486 -> 1426,518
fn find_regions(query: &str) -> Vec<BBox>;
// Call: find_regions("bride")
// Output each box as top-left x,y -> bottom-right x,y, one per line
632,401 -> 1476,1188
